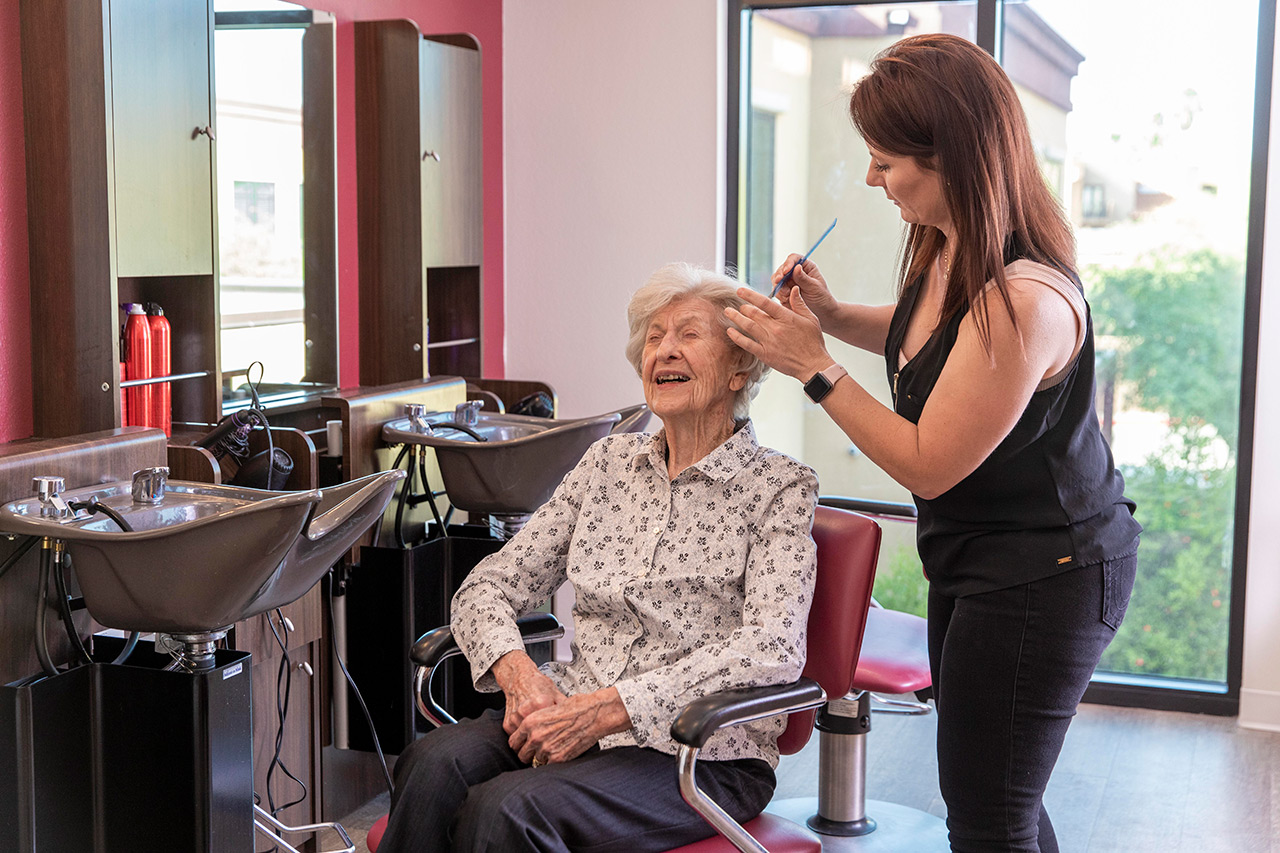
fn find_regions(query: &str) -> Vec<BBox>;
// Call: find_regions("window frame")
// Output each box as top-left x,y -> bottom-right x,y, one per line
725,0 -> 1276,715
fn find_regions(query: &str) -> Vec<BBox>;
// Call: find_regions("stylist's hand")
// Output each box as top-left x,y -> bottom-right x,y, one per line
726,286 -> 835,382
772,255 -> 838,328
509,687 -> 632,766
491,649 -> 566,735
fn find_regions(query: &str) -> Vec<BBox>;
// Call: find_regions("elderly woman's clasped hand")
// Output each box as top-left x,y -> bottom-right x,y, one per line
725,260 -> 835,384
491,648 -> 630,766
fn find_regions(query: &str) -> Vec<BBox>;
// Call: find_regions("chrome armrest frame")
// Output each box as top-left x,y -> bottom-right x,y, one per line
253,803 -> 354,853
671,678 -> 827,853
411,615 -> 566,728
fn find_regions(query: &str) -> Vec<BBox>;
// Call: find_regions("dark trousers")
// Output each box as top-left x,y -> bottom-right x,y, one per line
377,708 -> 776,853
928,554 -> 1137,853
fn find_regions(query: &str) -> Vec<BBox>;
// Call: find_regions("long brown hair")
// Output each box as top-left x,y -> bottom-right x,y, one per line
849,33 -> 1076,349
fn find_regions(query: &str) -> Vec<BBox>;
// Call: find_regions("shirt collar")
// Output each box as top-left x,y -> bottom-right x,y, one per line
632,420 -> 759,483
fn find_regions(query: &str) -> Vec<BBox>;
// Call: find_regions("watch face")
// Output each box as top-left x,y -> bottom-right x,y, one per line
804,373 -> 832,403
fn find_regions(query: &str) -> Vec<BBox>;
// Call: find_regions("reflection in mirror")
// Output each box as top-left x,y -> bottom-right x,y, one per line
213,0 -> 337,410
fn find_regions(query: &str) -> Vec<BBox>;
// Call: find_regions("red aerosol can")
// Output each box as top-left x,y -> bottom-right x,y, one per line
147,303 -> 172,436
122,303 -> 152,428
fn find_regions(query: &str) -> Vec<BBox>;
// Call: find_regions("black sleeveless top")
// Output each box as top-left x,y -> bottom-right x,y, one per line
884,261 -> 1141,596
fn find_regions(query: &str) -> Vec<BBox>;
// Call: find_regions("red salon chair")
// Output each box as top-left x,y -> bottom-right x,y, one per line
762,496 -> 948,850
368,504 -> 884,853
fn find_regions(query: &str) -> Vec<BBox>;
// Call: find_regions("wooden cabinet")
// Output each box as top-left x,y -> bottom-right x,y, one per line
355,21 -> 483,387
237,591 -> 325,850
109,0 -> 216,277
420,37 -> 482,268
20,0 -> 220,439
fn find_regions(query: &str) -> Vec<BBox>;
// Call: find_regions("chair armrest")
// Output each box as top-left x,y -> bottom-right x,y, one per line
819,494 -> 917,519
411,613 -> 564,728
410,612 -> 564,668
670,677 -> 826,749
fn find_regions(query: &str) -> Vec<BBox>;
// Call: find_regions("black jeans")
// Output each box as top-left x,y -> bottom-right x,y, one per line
928,555 -> 1137,853
377,708 -> 776,853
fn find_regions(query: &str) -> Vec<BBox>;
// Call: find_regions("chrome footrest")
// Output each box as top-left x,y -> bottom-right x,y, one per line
253,803 -> 355,853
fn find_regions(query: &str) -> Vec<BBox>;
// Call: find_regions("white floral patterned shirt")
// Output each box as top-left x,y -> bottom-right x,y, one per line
451,421 -> 818,766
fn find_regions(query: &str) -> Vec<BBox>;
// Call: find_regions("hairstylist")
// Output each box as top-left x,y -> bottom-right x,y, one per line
725,33 -> 1141,853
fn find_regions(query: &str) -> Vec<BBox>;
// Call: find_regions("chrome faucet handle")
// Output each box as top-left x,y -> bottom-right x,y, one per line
131,466 -> 169,505
404,403 -> 434,435
32,475 -> 71,519
455,400 -> 484,426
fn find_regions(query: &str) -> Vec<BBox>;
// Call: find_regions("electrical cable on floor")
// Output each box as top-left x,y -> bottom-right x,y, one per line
325,573 -> 394,796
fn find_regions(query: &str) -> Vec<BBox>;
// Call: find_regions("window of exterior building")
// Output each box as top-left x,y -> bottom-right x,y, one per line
233,180 -> 276,229
1081,183 -> 1107,220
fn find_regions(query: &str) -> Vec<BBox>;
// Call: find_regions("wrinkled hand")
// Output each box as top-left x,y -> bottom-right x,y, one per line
726,286 -> 834,382
772,255 -> 837,327
491,650 -> 566,736
509,688 -> 632,766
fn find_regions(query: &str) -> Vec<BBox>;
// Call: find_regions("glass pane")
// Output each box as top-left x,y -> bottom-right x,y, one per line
740,3 -> 978,615
214,2 -> 335,408
1015,0 -> 1258,685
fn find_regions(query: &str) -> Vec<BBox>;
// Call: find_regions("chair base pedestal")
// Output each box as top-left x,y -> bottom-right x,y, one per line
766,798 -> 949,851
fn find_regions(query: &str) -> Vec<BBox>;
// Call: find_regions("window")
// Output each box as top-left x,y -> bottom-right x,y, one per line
233,180 -> 276,229
729,0 -> 1272,713
1081,183 -> 1107,220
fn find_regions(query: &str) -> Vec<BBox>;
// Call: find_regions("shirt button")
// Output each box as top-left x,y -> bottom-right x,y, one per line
653,527 -> 660,534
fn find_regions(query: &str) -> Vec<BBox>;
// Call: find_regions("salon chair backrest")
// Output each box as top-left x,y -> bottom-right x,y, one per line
776,505 -> 882,755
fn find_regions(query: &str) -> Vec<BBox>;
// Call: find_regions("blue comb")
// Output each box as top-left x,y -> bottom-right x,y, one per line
770,217 -> 838,298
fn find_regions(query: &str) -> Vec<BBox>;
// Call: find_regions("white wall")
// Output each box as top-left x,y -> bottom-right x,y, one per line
503,0 -> 725,418
1238,11 -> 1280,731
505,3 -> 1280,726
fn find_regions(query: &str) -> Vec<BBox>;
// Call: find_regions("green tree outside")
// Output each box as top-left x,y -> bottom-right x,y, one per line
869,248 -> 1243,684
1088,248 -> 1243,682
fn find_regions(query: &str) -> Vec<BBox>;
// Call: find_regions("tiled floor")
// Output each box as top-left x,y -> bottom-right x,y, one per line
317,701 -> 1280,852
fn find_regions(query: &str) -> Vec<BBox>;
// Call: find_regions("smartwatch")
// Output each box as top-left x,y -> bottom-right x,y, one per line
803,363 -> 848,403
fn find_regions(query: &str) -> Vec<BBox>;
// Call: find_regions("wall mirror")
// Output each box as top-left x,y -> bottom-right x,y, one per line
213,0 -> 337,411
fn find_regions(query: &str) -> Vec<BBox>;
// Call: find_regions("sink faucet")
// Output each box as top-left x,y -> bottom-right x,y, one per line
131,467 -> 169,505
455,400 -> 484,426
32,475 -> 71,519
405,403 -> 434,435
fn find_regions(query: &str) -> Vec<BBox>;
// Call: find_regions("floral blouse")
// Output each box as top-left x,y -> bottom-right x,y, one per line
451,421 -> 818,766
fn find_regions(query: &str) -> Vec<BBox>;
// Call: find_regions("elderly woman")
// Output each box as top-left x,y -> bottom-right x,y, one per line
377,263 -> 818,853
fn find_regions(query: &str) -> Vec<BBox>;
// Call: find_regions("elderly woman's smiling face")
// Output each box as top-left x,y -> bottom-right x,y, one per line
642,298 -> 746,425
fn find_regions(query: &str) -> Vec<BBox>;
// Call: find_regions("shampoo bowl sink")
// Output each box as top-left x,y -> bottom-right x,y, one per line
0,470 -> 405,635
382,409 -> 624,516
247,470 -> 404,615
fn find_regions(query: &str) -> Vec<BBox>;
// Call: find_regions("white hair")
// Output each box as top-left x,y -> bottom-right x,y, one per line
625,262 -> 769,420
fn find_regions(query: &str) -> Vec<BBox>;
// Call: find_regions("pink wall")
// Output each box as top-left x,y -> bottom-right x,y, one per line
0,0 -> 504,443
0,0 -> 32,444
